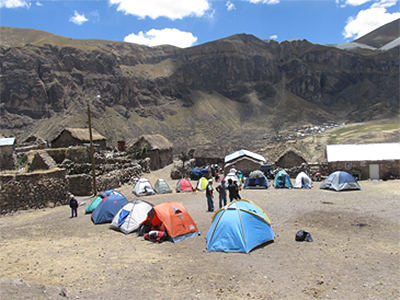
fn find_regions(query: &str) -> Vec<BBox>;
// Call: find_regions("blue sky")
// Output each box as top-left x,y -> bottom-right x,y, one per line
1,0 -> 399,48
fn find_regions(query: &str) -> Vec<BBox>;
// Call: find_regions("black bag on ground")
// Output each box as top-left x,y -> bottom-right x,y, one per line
295,230 -> 313,242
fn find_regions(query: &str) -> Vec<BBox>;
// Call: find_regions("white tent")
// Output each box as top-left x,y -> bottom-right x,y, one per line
223,172 -> 242,188
294,172 -> 313,189
132,178 -> 155,196
110,200 -> 153,234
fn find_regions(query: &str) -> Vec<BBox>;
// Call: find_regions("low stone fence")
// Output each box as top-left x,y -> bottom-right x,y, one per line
0,169 -> 68,214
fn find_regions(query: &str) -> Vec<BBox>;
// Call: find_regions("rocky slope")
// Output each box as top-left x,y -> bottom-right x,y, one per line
0,20 -> 399,159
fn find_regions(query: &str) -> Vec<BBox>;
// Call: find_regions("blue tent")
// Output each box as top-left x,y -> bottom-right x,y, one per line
91,193 -> 129,224
273,170 -> 293,189
85,190 -> 124,214
243,170 -> 270,189
190,167 -> 209,180
206,199 -> 275,253
320,171 -> 361,191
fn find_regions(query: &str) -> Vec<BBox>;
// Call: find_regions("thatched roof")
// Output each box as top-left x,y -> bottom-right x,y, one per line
275,148 -> 307,168
54,127 -> 106,142
135,134 -> 173,150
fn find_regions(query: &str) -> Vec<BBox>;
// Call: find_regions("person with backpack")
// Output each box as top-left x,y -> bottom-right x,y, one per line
69,195 -> 79,218
206,179 -> 214,212
216,179 -> 227,209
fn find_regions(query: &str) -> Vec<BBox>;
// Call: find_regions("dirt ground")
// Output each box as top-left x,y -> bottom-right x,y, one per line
1,164 -> 399,300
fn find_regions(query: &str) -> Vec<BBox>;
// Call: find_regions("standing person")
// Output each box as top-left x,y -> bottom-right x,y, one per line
234,180 -> 242,199
227,179 -> 239,202
229,165 -> 237,175
206,179 -> 214,212
216,179 -> 227,209
69,195 -> 79,218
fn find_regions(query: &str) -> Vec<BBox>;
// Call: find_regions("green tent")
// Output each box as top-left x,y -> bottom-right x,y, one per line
85,190 -> 124,214
196,177 -> 209,191
273,170 -> 293,189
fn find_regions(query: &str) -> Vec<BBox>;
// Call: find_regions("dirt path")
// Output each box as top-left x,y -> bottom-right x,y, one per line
1,166 -> 399,299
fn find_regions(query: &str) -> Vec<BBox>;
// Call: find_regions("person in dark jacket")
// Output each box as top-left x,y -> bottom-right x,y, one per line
206,179 -> 214,212
69,195 -> 79,218
227,179 -> 239,202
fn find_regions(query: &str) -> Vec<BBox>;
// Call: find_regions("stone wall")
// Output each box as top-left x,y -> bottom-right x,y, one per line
0,169 -> 68,214
327,160 -> 400,180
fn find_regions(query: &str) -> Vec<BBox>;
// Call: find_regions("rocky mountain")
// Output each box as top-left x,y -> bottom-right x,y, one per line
0,20 -> 399,160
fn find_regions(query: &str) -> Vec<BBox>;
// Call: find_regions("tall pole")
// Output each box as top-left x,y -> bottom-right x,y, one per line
87,95 -> 100,195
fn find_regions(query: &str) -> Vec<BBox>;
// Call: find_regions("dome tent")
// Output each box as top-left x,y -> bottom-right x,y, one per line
320,171 -> 361,191
140,202 -> 200,243
91,193 -> 129,224
196,177 -> 209,191
206,199 -> 275,253
85,190 -> 124,214
110,200 -> 154,234
133,178 -> 156,196
273,170 -> 293,189
154,179 -> 172,194
243,170 -> 270,189
294,172 -> 313,189
176,178 -> 193,193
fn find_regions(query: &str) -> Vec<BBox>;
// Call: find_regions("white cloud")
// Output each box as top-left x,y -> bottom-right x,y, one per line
270,35 -> 278,40
109,0 -> 211,20
0,0 -> 30,9
69,11 -> 89,26
35,2 -> 42,7
124,28 -> 198,48
343,0 -> 400,39
339,0 -> 372,6
245,0 -> 280,4
226,1 -> 236,11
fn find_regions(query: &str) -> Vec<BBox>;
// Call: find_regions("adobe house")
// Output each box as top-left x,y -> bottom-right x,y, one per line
0,137 -> 16,171
326,143 -> 400,180
51,128 -> 107,150
275,148 -> 307,169
132,134 -> 173,171
194,145 -> 234,167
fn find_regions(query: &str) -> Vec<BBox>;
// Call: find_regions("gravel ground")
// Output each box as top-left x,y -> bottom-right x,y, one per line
1,165 -> 399,300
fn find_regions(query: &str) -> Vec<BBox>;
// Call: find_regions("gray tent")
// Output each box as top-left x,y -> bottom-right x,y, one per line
154,179 -> 172,194
320,171 -> 361,191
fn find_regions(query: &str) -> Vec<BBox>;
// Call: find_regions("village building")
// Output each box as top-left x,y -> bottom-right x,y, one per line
224,149 -> 267,176
274,148 -> 307,169
326,143 -> 400,180
51,128 -> 107,150
194,145 -> 234,167
132,134 -> 173,171
0,137 -> 16,171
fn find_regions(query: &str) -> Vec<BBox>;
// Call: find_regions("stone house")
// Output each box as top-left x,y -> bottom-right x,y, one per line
275,148 -> 307,169
0,137 -> 16,171
326,143 -> 400,180
51,128 -> 107,150
194,145 -> 234,167
132,134 -> 173,171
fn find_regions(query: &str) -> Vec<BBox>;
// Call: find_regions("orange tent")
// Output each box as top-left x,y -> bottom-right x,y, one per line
142,202 -> 200,242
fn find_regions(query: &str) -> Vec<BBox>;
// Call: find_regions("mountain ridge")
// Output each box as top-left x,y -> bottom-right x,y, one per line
0,23 -> 399,161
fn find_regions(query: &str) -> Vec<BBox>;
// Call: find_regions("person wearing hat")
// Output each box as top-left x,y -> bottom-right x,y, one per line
206,178 -> 214,212
69,195 -> 79,218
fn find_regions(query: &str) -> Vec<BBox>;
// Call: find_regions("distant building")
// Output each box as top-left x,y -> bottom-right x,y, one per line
51,128 -> 107,150
0,137 -> 16,171
132,134 -> 173,171
326,143 -> 400,180
224,149 -> 267,176
275,148 -> 307,169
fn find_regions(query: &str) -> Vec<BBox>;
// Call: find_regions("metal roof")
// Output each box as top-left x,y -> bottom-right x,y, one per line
224,149 -> 266,163
0,137 -> 16,146
326,143 -> 400,162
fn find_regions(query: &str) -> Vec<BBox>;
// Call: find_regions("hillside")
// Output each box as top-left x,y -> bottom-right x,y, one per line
0,24 -> 399,159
